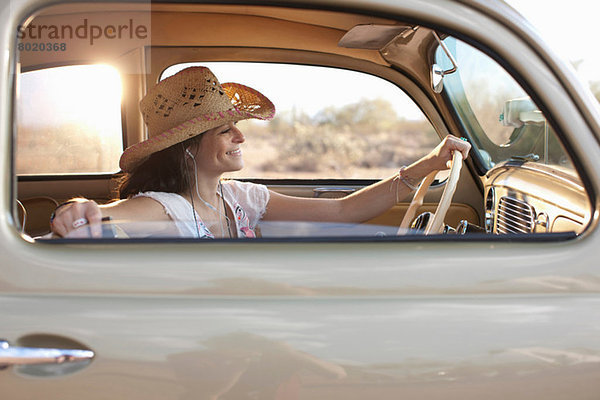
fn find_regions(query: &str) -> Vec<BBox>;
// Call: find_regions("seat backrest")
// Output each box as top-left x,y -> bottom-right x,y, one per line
18,196 -> 58,236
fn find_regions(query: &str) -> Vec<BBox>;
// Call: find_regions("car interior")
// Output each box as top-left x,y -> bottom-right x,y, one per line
13,2 -> 592,240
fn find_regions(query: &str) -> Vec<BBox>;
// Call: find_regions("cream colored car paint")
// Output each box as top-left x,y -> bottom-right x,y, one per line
1,0 -> 599,399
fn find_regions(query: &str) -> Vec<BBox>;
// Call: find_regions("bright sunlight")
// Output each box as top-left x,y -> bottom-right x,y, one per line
17,64 -> 123,174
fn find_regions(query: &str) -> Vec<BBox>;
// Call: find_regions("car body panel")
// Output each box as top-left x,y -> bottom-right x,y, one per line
2,294 -> 600,399
2,0 -> 600,399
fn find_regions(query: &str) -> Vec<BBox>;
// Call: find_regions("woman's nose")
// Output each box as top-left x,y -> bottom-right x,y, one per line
232,126 -> 245,143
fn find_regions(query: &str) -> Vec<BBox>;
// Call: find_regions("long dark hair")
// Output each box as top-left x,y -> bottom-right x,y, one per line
117,134 -> 204,199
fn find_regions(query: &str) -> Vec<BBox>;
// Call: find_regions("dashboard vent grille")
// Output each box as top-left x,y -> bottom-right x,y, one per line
496,197 -> 535,234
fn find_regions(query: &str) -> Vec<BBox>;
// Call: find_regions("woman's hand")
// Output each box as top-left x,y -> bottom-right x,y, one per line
423,135 -> 471,171
398,135 -> 471,188
50,198 -> 103,238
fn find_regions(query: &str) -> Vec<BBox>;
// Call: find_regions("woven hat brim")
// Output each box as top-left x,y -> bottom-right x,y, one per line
119,82 -> 275,172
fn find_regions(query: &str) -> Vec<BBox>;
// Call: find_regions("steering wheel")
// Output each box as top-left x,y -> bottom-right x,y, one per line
398,150 -> 463,235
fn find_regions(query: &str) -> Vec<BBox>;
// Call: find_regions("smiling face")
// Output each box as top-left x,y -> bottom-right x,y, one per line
191,122 -> 245,175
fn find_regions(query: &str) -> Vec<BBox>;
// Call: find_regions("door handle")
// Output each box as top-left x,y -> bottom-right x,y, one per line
0,339 -> 94,367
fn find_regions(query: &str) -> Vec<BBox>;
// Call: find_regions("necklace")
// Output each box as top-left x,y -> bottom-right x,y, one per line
185,144 -> 232,238
194,181 -> 232,238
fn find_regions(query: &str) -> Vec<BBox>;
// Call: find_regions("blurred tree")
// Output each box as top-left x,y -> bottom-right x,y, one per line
314,98 -> 398,133
257,98 -> 436,174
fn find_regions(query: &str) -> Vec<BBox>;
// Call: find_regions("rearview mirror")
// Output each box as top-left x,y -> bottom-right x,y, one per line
430,32 -> 458,94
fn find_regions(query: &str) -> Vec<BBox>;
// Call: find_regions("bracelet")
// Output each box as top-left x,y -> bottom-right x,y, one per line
49,200 -> 78,224
396,166 -> 422,191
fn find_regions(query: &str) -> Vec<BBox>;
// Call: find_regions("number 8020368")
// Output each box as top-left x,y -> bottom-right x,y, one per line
18,42 -> 67,51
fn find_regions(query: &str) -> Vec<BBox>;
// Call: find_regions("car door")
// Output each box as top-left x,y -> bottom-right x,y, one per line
3,0 -> 600,399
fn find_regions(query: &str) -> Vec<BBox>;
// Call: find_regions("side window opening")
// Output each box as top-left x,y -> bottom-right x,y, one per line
16,64 -> 123,175
162,62 -> 439,180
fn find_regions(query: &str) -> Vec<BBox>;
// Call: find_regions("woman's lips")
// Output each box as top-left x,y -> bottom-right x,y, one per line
226,149 -> 242,156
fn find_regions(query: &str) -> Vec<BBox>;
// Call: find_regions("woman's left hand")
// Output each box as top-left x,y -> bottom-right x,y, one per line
423,135 -> 471,171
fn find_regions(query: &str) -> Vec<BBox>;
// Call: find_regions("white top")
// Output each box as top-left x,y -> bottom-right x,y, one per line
133,180 -> 270,238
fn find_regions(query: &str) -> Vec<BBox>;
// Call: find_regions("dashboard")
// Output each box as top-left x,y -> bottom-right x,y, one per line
484,162 -> 590,234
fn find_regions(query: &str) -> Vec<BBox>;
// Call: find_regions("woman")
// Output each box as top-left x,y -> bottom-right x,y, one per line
49,66 -> 470,238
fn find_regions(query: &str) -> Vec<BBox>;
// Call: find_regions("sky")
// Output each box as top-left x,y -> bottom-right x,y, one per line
506,0 -> 597,85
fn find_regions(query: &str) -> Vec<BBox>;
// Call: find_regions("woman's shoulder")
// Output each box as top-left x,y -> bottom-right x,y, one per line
223,180 -> 269,201
222,180 -> 267,194
133,191 -> 186,203
102,192 -> 174,221
222,180 -> 270,211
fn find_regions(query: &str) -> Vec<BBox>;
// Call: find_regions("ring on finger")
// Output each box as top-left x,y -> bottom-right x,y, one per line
72,218 -> 88,228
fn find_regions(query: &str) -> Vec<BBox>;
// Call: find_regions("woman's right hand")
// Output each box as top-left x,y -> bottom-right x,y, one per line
50,198 -> 103,238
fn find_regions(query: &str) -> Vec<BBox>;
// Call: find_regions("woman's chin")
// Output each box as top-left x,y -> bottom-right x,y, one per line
224,161 -> 244,173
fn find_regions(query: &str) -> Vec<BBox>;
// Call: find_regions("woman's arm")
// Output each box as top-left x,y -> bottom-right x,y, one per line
49,196 -> 169,238
262,135 -> 470,223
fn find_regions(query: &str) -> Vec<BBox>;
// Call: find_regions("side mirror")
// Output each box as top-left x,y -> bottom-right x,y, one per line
500,97 -> 545,128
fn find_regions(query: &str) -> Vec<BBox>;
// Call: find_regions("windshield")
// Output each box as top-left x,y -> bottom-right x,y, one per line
436,37 -> 575,173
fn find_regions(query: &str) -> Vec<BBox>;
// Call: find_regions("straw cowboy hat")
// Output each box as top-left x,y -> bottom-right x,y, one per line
119,66 -> 276,172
